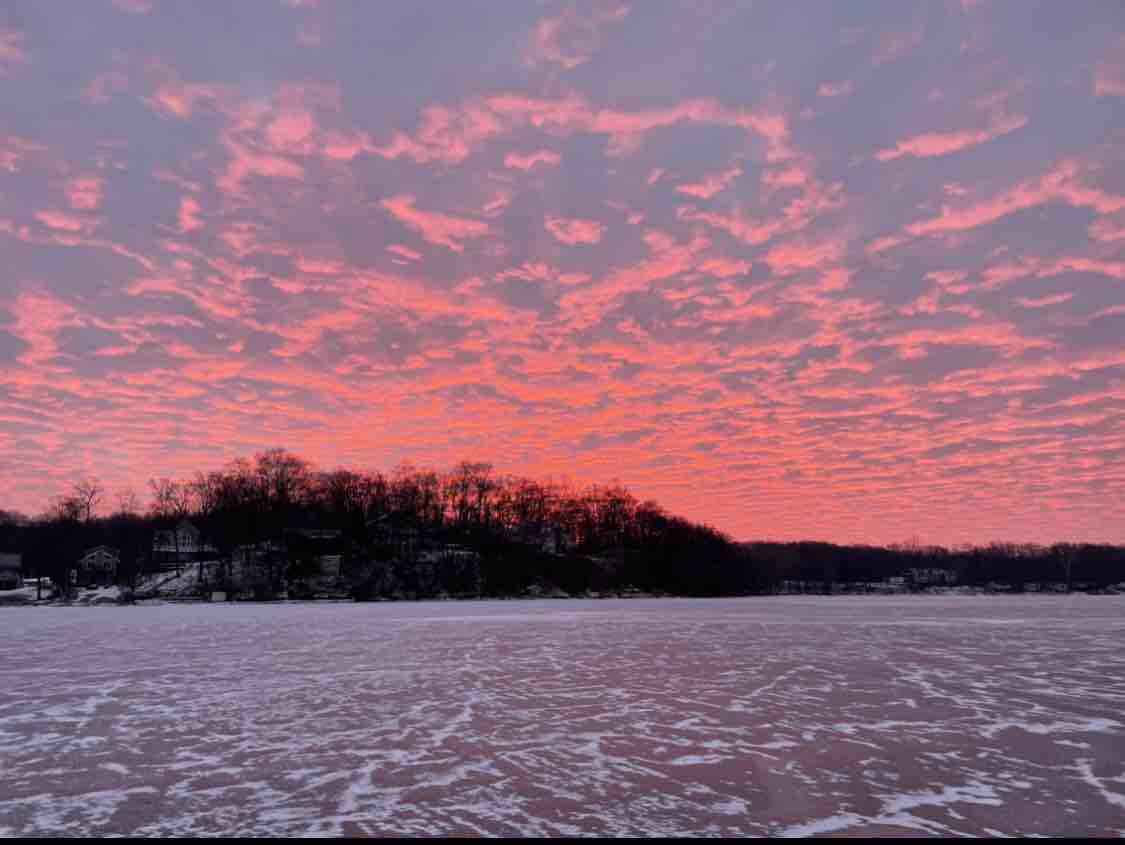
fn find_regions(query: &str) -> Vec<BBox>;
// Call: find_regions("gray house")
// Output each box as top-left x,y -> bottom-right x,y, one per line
0,553 -> 22,590
77,546 -> 119,587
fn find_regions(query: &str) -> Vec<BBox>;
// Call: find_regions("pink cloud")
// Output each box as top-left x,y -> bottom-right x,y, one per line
295,257 -> 345,275
982,254 -> 1125,289
217,141 -> 305,199
677,206 -> 786,246
265,109 -> 315,152
908,160 -> 1125,236
1044,257 -> 1125,281
321,129 -> 371,161
525,3 -> 630,70
481,189 -> 513,218
817,80 -> 854,98
584,99 -> 788,158
270,307 -> 369,359
0,28 -> 28,77
125,274 -> 249,322
1095,38 -> 1125,96
387,243 -> 422,262
675,167 -> 742,200
9,291 -> 80,366
698,257 -> 751,278
1015,293 -> 1074,308
876,113 -> 1027,161
865,235 -> 905,256
1089,214 -> 1125,243
297,19 -> 325,49
764,237 -> 844,275
146,82 -> 228,119
545,216 -> 605,245
0,135 -> 44,172
381,194 -> 489,252
65,176 -> 104,211
873,20 -> 925,66
498,261 -> 558,284
559,229 -> 708,326
35,210 -> 92,233
374,103 -> 504,164
177,197 -> 202,232
527,18 -> 583,70
1095,67 -> 1125,97
376,93 -> 789,165
154,169 -> 203,194
503,149 -> 561,170
883,322 -> 1049,358
110,0 -> 152,13
762,165 -> 810,190
215,221 -> 264,257
81,68 -> 130,105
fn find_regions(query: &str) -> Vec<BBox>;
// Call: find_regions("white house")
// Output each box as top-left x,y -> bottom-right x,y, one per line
152,520 -> 215,566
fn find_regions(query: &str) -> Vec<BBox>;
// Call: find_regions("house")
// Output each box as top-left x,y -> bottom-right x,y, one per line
541,525 -> 567,555
908,567 -> 957,587
0,553 -> 22,590
512,524 -> 567,555
366,514 -> 421,560
233,540 -> 285,569
78,546 -> 119,587
284,528 -> 346,577
152,520 -> 214,567
419,543 -> 479,566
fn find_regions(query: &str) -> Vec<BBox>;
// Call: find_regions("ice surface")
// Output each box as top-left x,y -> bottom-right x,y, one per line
1,596 -> 1124,836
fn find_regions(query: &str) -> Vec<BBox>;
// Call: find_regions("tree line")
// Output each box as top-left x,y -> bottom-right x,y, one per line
0,448 -> 1122,599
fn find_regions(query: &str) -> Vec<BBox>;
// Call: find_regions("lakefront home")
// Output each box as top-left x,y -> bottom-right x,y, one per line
152,519 -> 215,567
0,553 -> 22,590
284,528 -> 346,577
77,546 -> 119,587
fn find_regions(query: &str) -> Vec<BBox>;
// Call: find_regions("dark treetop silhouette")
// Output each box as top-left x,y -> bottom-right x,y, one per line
1,449 -> 1122,601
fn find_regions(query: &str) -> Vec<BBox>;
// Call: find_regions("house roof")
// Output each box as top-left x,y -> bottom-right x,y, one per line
285,528 -> 343,540
80,545 -> 119,558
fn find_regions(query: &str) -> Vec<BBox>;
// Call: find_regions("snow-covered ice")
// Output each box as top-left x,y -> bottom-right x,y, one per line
1,596 -> 1124,836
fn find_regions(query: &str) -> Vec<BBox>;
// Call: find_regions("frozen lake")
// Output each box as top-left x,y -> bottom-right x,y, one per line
1,596 -> 1124,837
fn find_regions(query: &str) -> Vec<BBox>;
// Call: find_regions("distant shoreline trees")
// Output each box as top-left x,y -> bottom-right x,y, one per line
0,449 -> 1122,601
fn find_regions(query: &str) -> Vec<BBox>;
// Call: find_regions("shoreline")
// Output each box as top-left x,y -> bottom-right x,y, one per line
4,586 -> 1123,608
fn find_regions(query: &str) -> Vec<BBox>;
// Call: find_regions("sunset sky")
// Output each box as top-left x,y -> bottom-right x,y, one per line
1,1 -> 1124,545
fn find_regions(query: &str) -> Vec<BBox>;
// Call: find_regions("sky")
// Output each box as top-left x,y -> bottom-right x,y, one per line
1,1 -> 1124,545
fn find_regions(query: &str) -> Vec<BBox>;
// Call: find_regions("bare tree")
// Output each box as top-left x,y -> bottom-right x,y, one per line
443,461 -> 493,527
152,478 -> 192,520
1057,543 -> 1076,593
73,478 -> 104,523
255,448 -> 311,511
116,488 -> 140,517
47,494 -> 84,523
